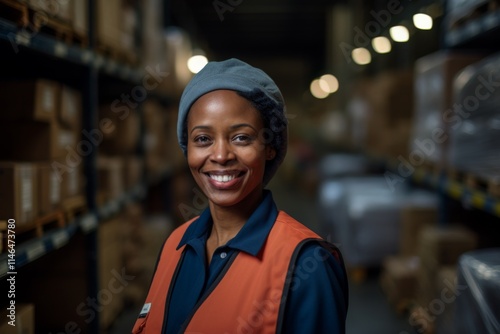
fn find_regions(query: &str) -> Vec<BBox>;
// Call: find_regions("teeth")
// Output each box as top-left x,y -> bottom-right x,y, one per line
210,174 -> 236,182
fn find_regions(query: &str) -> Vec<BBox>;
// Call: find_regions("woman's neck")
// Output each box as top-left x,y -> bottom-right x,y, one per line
207,189 -> 264,248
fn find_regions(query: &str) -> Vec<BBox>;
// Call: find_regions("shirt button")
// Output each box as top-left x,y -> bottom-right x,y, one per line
220,252 -> 227,259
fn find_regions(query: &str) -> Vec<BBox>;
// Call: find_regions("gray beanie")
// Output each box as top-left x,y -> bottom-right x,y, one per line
177,58 -> 287,185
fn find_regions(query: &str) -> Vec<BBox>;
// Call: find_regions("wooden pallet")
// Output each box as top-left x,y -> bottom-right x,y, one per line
96,42 -> 138,67
447,168 -> 500,198
15,211 -> 65,239
464,173 -> 500,198
0,0 -> 30,28
35,14 -> 73,44
61,195 -> 87,222
73,30 -> 89,48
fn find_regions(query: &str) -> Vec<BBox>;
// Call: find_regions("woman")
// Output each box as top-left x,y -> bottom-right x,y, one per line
132,58 -> 348,334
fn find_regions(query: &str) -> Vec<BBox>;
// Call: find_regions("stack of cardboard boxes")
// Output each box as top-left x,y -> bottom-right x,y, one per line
26,0 -> 88,42
96,0 -> 139,65
97,102 -> 143,203
362,70 -> 414,159
380,203 -> 478,334
143,99 -> 179,181
380,206 -> 437,311
411,51 -> 484,168
0,79 -> 84,232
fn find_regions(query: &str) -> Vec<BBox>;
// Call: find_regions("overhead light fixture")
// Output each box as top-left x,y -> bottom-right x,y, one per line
372,36 -> 392,54
413,13 -> 433,30
319,74 -> 339,94
352,47 -> 371,65
187,54 -> 208,74
310,79 -> 329,99
390,25 -> 409,42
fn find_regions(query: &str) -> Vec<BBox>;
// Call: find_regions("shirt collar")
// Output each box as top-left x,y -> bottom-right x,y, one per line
177,190 -> 278,257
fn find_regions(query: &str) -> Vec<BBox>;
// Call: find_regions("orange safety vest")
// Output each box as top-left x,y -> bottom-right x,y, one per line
132,211 -> 341,334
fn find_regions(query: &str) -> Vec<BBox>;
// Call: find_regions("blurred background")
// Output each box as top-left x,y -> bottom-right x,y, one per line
1,0 -> 500,333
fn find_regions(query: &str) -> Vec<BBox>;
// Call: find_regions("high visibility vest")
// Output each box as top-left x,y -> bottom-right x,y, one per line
132,211 -> 342,334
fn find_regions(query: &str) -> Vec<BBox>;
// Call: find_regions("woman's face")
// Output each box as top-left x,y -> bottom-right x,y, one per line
187,90 -> 275,209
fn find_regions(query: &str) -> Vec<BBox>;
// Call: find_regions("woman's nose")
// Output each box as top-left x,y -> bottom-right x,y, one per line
210,140 -> 235,164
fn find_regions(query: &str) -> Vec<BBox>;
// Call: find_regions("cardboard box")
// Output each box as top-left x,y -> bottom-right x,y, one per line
380,256 -> 420,307
37,163 -> 62,215
99,104 -> 140,154
60,85 -> 82,129
364,70 -> 414,158
73,0 -> 88,36
0,122 -> 77,161
0,80 -> 59,123
0,303 -> 35,334
416,226 -> 476,306
28,0 -> 72,22
96,0 -> 124,51
400,206 -> 438,256
124,155 -> 144,189
50,158 -> 84,201
418,226 -> 477,269
97,156 -> 124,201
0,163 -> 37,225
435,266 -> 458,334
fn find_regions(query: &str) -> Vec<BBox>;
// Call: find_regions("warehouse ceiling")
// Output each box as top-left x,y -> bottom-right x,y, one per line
168,0 -> 341,91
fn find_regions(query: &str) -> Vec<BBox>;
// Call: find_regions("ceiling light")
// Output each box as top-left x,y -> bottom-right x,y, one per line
372,36 -> 392,54
413,13 -> 433,30
352,48 -> 371,65
187,55 -> 208,74
319,74 -> 339,93
310,79 -> 329,99
389,25 -> 410,42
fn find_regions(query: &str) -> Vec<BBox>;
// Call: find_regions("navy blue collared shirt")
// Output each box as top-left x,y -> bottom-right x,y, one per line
164,190 -> 348,334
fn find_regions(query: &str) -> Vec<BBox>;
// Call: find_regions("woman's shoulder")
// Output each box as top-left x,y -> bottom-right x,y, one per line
274,210 -> 322,240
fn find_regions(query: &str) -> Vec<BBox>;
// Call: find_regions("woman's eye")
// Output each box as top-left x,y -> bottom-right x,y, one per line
194,135 -> 211,144
233,134 -> 252,143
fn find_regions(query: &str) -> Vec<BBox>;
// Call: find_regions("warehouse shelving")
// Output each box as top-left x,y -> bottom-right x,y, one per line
0,182 -> 147,279
0,17 -> 143,83
445,8 -> 500,48
0,1 -> 164,332
411,167 -> 500,218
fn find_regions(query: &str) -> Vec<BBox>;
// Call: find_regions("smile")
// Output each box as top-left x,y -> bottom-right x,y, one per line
209,174 -> 237,183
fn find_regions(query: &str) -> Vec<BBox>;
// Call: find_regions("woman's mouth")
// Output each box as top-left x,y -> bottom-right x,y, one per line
205,171 -> 245,188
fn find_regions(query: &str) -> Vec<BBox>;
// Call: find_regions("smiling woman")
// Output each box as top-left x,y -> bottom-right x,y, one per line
132,58 -> 349,334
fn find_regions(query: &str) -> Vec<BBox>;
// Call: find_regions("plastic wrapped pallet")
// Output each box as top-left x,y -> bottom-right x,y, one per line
446,0 -> 491,30
318,153 -> 368,179
449,53 -> 500,181
319,176 -> 438,266
455,249 -> 500,334
412,51 -> 483,165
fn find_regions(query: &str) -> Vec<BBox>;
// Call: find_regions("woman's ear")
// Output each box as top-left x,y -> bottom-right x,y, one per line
265,146 -> 276,161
